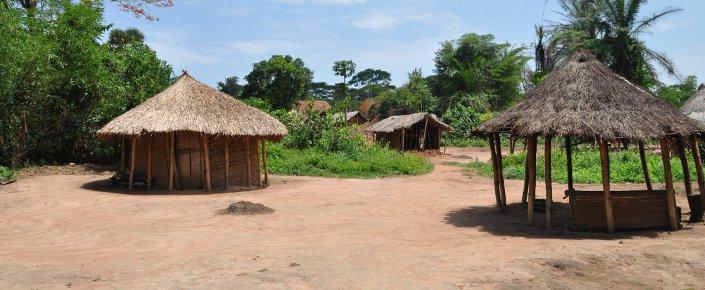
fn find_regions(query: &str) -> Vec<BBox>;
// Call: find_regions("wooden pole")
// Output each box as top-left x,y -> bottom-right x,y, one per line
262,140 -> 269,184
521,139 -> 529,204
494,133 -> 507,207
676,137 -> 703,222
527,136 -> 537,225
201,134 -> 212,193
660,138 -> 679,231
598,138 -> 614,233
638,141 -> 653,191
401,129 -> 406,151
147,135 -> 152,191
224,138 -> 229,190
168,133 -> 175,191
173,134 -> 180,189
545,136 -> 553,230
246,137 -> 252,188
421,117 -> 429,151
256,139 -> 263,187
566,136 -> 574,193
120,138 -> 126,172
129,136 -> 138,191
489,135 -> 504,213
691,136 -> 705,214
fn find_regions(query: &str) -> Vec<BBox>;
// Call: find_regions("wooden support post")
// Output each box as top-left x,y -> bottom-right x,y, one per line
120,138 -> 126,172
262,140 -> 269,185
201,134 -> 212,193
494,133 -> 507,207
638,141 -> 652,191
401,129 -> 406,151
246,137 -> 252,188
129,136 -> 138,191
173,134 -> 180,189
224,138 -> 229,190
566,136 -> 574,193
691,136 -> 705,214
489,135 -> 504,213
421,117 -> 429,151
660,138 -> 679,231
545,136 -> 553,230
256,139 -> 263,187
598,138 -> 614,233
168,133 -> 175,191
526,136 -> 537,225
676,137 -> 703,222
147,135 -> 152,191
521,141 -> 529,204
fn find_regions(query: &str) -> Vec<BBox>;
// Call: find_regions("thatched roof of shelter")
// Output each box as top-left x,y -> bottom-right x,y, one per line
366,112 -> 451,133
297,100 -> 331,113
475,50 -> 703,141
97,73 -> 288,140
680,85 -> 705,125
346,111 -> 366,122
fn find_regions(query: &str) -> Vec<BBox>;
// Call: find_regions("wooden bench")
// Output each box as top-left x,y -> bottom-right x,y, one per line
568,190 -> 680,230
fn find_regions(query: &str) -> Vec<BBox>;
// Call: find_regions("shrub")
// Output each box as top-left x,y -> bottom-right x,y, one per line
0,166 -> 18,184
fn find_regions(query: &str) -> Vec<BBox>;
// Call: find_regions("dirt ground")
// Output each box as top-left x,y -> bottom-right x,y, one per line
1,146 -> 705,289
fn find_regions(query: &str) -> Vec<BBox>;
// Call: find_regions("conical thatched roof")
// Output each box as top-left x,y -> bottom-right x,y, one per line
97,73 -> 288,140
680,85 -> 705,125
475,50 -> 703,140
366,112 -> 451,133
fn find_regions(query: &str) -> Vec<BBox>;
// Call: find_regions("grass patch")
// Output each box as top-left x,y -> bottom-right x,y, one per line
466,148 -> 696,184
0,166 -> 18,184
267,143 -> 434,178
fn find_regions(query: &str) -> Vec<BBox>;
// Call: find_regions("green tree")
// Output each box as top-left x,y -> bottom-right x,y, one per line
217,75 -> 243,98
107,27 -> 145,50
349,68 -> 391,87
332,60 -> 356,115
242,55 -> 314,110
657,76 -> 699,108
433,33 -> 528,114
371,69 -> 438,118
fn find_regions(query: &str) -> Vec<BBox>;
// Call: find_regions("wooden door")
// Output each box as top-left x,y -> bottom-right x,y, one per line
175,132 -> 203,189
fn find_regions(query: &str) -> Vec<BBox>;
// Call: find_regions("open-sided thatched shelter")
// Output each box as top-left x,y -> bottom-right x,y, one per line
475,50 -> 705,232
681,84 -> 705,125
97,72 -> 288,192
366,113 -> 451,151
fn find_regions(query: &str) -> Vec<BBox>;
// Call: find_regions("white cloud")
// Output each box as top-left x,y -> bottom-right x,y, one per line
144,28 -> 220,66
654,19 -> 692,32
276,0 -> 366,5
352,14 -> 400,31
350,9 -> 463,32
225,40 -> 301,55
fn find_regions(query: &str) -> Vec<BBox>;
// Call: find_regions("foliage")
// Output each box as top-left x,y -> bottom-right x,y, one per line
467,147 -> 697,184
282,108 -> 334,149
442,102 -> 481,140
109,0 -> 173,20
267,143 -> 433,178
433,33 -> 528,114
657,75 -> 699,108
332,60 -> 356,82
217,75 -> 244,98
0,166 -> 18,183
349,68 -> 391,87
371,69 -> 438,118
242,97 -> 272,112
107,27 -> 144,50
242,55 -> 313,110
309,81 -> 336,101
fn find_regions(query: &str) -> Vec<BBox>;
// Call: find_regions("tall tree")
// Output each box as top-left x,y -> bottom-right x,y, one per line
217,75 -> 243,98
349,68 -> 391,87
107,27 -> 145,50
242,55 -> 313,110
332,60 -> 356,115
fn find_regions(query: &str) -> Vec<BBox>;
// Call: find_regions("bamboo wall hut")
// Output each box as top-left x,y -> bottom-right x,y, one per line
97,72 -> 288,192
680,84 -> 705,124
474,50 -> 705,232
366,113 -> 451,151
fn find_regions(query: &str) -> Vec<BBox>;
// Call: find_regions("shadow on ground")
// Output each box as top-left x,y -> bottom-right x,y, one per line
81,179 -> 263,196
443,202 -> 678,240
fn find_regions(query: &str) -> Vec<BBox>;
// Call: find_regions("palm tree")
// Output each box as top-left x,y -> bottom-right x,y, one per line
107,28 -> 145,50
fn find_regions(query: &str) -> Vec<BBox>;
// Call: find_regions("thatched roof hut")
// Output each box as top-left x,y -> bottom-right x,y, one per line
367,113 -> 451,151
297,100 -> 331,114
680,84 -> 705,125
474,50 -> 705,233
98,72 -> 287,192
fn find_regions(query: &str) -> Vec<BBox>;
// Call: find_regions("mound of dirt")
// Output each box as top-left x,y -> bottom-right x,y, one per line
221,201 -> 274,215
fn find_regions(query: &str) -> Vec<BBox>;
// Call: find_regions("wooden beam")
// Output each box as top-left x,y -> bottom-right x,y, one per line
401,129 -> 406,151
691,136 -> 705,215
168,133 -> 174,191
545,136 -> 553,230
129,136 -> 138,191
638,141 -> 652,191
256,139 -> 263,187
527,136 -> 537,225
494,133 -> 507,207
566,136 -> 574,193
120,138 -> 126,172
147,135 -> 152,191
262,140 -> 269,184
676,137 -> 703,222
224,137 -> 229,190
521,139 -> 529,204
173,134 -> 180,189
201,134 -> 212,193
246,137 -> 252,188
421,117 -> 429,151
598,138 -> 614,233
489,135 -> 504,213
660,138 -> 679,231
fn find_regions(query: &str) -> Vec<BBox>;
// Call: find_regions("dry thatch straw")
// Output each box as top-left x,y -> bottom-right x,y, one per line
366,112 -> 451,133
297,100 -> 331,113
97,73 -> 288,140
680,84 -> 705,125
221,201 -> 274,215
475,50 -> 704,141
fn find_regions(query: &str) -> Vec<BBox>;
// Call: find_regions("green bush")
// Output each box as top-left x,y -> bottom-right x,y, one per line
467,148 -> 697,184
267,143 -> 433,178
0,166 -> 18,183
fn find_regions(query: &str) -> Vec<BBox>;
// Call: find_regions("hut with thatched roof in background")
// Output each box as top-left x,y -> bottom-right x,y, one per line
680,84 -> 705,125
474,50 -> 705,232
97,72 -> 288,192
297,100 -> 331,115
367,112 -> 451,151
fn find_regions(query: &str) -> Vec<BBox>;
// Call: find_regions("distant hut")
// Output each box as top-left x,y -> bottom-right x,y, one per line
345,111 -> 367,125
366,113 -> 451,151
297,100 -> 331,115
680,84 -> 705,124
97,73 -> 288,192
475,50 -> 705,232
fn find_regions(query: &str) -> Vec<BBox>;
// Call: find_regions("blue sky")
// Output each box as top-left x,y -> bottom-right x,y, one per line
103,0 -> 705,87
